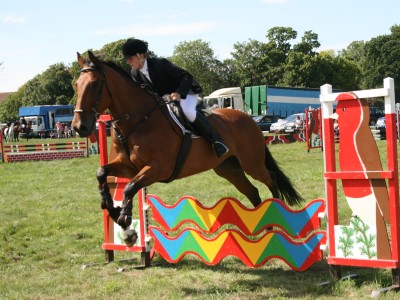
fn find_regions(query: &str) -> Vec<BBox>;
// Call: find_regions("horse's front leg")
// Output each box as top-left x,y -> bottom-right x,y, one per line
96,166 -> 123,224
113,179 -> 144,247
117,165 -> 161,247
96,163 -> 155,247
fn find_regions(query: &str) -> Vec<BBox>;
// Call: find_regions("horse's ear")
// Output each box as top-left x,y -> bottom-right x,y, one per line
77,52 -> 85,67
87,51 -> 100,66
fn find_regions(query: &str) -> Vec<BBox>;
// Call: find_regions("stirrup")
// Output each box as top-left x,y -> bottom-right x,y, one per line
212,141 -> 229,157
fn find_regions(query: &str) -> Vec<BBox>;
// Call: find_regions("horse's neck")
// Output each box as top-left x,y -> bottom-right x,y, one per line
110,82 -> 157,120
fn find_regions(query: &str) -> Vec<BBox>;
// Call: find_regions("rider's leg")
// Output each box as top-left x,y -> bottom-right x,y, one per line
180,93 -> 229,157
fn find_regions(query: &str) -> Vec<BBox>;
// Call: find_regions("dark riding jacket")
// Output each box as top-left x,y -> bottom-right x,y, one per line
136,57 -> 202,99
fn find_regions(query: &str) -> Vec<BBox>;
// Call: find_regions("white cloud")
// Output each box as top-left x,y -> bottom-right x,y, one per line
2,16 -> 27,24
93,21 -> 217,37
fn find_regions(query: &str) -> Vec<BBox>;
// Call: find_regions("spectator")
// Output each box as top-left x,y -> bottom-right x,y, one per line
295,116 -> 303,131
64,123 -> 71,138
56,122 -> 63,138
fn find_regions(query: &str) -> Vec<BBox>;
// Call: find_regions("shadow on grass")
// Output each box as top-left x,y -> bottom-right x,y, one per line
114,255 -> 395,299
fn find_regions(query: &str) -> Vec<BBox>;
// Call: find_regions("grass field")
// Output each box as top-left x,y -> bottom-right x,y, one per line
0,138 -> 399,299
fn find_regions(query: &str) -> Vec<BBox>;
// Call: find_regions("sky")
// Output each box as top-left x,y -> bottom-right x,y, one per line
1,0 -> 399,93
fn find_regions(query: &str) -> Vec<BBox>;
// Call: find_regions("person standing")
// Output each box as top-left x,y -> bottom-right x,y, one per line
56,122 -> 63,139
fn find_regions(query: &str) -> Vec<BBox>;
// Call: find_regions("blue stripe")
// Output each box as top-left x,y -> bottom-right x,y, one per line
151,228 -> 188,259
277,233 -> 324,268
267,103 -> 318,116
148,196 -> 185,228
275,201 -> 321,236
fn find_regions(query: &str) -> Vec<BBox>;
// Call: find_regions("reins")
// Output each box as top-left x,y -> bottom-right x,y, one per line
106,78 -> 182,143
110,97 -> 164,145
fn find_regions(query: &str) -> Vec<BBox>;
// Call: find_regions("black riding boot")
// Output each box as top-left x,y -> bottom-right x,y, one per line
192,112 -> 229,157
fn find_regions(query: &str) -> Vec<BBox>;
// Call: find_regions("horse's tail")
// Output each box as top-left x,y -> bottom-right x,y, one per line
264,146 -> 304,206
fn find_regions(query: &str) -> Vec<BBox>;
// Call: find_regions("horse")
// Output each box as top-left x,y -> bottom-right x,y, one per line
72,51 -> 303,246
2,123 -> 16,142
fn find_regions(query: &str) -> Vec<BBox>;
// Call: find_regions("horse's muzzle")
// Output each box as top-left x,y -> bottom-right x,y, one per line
72,114 -> 95,137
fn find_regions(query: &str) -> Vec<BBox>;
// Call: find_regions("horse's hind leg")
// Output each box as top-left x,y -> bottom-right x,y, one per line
213,156 -> 263,208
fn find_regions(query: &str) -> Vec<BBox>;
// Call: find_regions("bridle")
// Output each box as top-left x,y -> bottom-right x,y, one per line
74,66 -> 112,120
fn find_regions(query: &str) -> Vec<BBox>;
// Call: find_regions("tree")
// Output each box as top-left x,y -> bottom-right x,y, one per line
280,51 -> 315,87
18,63 -> 74,106
217,58 -> 241,89
97,39 -> 130,72
0,90 -> 24,121
339,41 -> 366,64
362,25 -> 400,97
39,63 -> 74,104
330,55 -> 362,91
230,39 -> 270,88
170,39 -> 224,96
293,30 -> 320,56
232,27 -> 322,88
266,26 -> 297,55
281,49 -> 361,90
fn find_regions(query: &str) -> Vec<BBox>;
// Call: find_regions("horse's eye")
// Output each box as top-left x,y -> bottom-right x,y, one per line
91,81 -> 100,89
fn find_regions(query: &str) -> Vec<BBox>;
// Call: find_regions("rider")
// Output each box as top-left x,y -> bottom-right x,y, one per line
20,116 -> 27,131
122,38 -> 229,158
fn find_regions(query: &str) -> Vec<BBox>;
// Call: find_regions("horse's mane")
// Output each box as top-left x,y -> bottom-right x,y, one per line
92,58 -> 163,103
100,60 -> 133,82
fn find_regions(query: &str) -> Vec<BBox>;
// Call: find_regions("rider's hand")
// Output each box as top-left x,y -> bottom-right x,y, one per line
170,92 -> 181,101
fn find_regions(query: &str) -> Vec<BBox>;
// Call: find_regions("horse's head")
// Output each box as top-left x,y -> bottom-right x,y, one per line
72,51 -> 111,137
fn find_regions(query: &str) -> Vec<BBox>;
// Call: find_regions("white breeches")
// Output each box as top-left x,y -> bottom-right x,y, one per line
180,93 -> 198,123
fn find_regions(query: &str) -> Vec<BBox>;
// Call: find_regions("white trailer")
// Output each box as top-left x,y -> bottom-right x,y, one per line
203,87 -> 244,111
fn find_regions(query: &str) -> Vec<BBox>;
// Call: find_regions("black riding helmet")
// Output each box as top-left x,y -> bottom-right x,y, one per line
122,39 -> 148,58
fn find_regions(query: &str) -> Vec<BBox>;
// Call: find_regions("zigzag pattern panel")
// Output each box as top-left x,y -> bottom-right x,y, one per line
147,195 -> 325,238
149,227 -> 326,270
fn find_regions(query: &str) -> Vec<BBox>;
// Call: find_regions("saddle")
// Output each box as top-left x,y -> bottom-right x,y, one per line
161,100 -> 213,183
167,99 -> 212,137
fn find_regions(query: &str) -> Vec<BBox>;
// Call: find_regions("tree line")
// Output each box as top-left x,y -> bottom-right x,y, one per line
1,25 -> 400,121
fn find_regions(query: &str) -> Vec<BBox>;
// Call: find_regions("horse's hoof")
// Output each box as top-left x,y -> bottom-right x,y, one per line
122,229 -> 138,247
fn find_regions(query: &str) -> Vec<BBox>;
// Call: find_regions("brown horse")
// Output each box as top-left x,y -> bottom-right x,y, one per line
72,51 -> 303,246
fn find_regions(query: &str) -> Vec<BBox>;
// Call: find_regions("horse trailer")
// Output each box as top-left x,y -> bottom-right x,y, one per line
18,105 -> 74,137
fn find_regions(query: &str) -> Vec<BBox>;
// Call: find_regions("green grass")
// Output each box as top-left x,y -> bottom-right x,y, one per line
0,139 -> 399,299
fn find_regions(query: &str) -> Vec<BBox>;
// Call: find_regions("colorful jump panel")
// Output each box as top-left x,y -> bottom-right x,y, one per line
149,227 -> 326,270
147,195 -> 325,238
